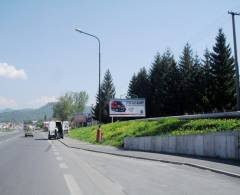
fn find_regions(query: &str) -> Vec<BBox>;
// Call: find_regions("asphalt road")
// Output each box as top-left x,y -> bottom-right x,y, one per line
0,130 -> 239,195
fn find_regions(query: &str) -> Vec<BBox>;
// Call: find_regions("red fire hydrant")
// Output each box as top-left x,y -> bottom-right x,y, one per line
96,125 -> 102,142
101,130 -> 104,141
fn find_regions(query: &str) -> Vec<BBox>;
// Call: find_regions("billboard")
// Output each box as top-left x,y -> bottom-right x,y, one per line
109,99 -> 146,117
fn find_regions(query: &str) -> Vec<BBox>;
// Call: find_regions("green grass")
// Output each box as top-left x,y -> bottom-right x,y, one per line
69,118 -> 240,147
0,128 -> 14,132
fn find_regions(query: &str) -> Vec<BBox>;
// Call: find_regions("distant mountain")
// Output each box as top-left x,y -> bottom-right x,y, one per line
0,103 -> 55,122
0,103 -> 92,122
0,108 -> 14,113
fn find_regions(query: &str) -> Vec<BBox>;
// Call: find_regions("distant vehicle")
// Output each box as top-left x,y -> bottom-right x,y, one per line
111,100 -> 126,112
35,126 -> 41,130
48,121 -> 57,139
48,121 -> 64,139
56,121 -> 64,139
43,121 -> 50,131
62,121 -> 69,133
24,124 -> 34,137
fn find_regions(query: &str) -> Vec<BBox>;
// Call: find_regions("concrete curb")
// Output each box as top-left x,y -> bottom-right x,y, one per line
58,139 -> 240,179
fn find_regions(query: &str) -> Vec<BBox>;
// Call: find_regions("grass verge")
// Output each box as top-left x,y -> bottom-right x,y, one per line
0,128 -> 14,132
69,118 -> 240,147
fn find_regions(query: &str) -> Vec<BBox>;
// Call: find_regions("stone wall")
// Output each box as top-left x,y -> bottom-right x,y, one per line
124,131 -> 240,160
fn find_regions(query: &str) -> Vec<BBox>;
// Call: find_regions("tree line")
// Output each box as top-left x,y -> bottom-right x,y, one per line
93,29 -> 237,122
53,91 -> 89,121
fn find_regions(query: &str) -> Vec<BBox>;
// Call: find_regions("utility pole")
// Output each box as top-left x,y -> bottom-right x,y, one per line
75,28 -> 102,124
228,11 -> 240,110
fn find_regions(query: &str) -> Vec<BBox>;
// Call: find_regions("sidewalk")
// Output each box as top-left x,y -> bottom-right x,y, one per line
59,136 -> 240,179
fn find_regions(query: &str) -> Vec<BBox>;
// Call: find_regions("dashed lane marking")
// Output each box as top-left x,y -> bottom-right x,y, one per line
56,156 -> 63,161
59,163 -> 68,169
64,174 -> 83,195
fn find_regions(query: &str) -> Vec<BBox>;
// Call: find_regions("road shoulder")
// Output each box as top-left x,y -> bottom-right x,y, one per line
59,136 -> 240,179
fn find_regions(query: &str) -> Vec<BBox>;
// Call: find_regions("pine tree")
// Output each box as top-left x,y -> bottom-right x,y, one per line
162,51 -> 181,115
127,68 -> 151,117
127,73 -> 137,98
149,52 -> 165,116
201,49 -> 212,112
192,54 -> 204,112
178,43 -> 201,114
210,29 -> 235,111
92,69 -> 116,123
149,50 -> 180,116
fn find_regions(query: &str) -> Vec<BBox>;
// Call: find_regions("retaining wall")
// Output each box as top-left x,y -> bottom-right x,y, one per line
124,131 -> 240,160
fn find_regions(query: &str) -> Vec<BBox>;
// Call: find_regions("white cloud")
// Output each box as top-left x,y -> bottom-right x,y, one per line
0,62 -> 27,80
31,96 -> 58,107
0,96 -> 17,108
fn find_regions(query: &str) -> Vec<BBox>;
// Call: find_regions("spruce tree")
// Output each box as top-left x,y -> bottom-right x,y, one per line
210,29 -> 235,111
178,43 -> 201,114
92,69 -> 116,123
128,68 -> 151,117
149,52 -> 165,116
192,54 -> 204,112
162,51 -> 181,115
201,49 -> 212,112
150,50 -> 180,116
127,73 -> 137,98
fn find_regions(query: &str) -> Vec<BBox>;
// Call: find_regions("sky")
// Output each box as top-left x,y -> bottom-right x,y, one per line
0,0 -> 240,109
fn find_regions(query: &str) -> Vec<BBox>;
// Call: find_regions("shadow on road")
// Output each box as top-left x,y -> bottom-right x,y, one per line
34,138 -> 48,141
44,144 -> 52,152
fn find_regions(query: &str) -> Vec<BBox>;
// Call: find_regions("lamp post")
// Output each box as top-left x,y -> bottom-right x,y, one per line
75,28 -> 102,124
228,11 -> 240,110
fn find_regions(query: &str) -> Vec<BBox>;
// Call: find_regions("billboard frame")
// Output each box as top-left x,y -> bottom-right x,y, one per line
109,98 -> 146,117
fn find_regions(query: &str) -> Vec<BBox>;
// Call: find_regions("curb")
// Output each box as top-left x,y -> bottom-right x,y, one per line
58,140 -> 240,179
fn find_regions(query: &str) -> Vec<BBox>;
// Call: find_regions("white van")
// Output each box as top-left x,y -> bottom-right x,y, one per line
48,121 -> 64,139
62,121 -> 69,133
48,121 -> 57,139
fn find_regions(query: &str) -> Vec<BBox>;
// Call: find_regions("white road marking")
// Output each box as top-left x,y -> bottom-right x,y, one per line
56,156 -> 63,161
0,135 -> 19,145
64,174 -> 83,195
59,163 -> 68,169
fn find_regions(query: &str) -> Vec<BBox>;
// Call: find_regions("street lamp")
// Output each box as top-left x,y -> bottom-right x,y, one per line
75,28 -> 102,124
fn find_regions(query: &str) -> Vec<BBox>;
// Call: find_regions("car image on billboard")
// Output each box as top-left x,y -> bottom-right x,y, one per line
111,100 -> 126,112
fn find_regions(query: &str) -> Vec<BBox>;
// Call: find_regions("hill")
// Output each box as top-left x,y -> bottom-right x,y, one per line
0,104 -> 92,122
0,108 -> 14,113
0,103 -> 55,122
69,118 -> 240,147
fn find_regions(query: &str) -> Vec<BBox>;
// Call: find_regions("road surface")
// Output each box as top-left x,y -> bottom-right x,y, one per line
0,129 -> 239,195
